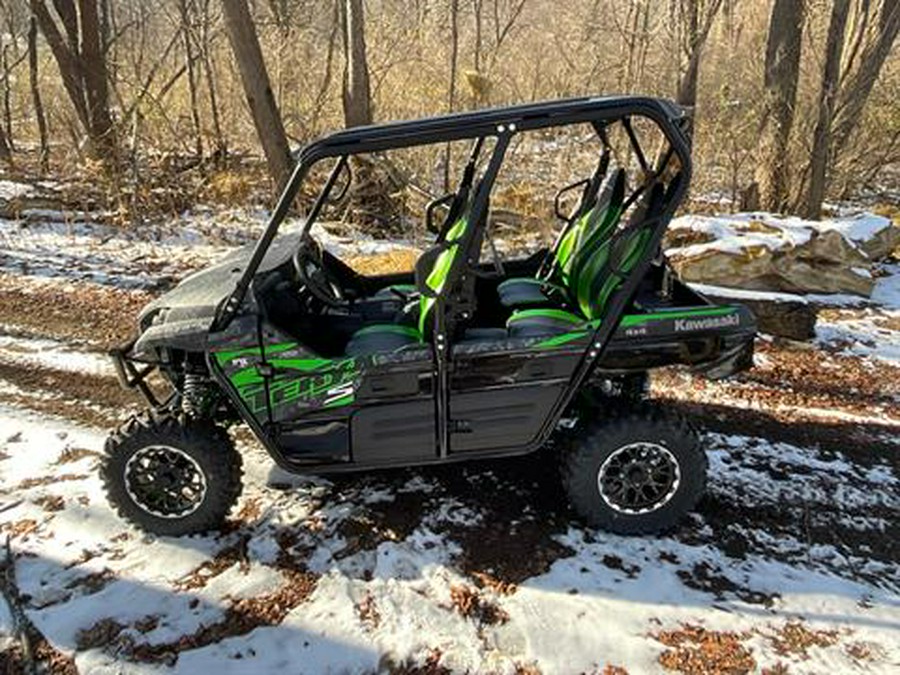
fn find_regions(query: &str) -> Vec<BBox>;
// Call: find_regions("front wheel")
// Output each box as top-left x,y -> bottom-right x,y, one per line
101,412 -> 242,536
560,403 -> 705,535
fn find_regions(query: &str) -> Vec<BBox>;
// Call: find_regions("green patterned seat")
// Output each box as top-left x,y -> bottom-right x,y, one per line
507,182 -> 665,338
497,168 -> 625,308
345,213 -> 472,355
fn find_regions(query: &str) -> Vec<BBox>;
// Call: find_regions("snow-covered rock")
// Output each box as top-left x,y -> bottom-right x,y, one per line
665,212 -> 899,297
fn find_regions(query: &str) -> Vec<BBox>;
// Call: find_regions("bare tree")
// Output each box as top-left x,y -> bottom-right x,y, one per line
28,15 -> 49,171
444,0 -> 460,191
198,0 -> 226,159
29,0 -> 117,160
753,0 -> 804,212
220,0 -> 292,189
615,0 -> 653,92
829,1 -> 900,175
805,0 -> 851,219
177,0 -> 204,158
341,0 -> 372,127
672,0 -> 725,109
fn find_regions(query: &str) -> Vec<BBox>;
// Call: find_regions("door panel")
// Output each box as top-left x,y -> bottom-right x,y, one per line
449,384 -> 563,452
351,400 -> 436,463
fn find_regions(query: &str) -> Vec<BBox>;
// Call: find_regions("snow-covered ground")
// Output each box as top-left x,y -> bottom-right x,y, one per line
0,202 -> 898,673
1,407 -> 897,674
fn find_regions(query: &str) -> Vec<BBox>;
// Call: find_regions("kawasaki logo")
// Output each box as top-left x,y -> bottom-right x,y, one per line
674,314 -> 740,332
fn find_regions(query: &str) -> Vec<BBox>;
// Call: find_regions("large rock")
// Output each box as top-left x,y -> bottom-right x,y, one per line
690,284 -> 818,340
665,212 -> 896,298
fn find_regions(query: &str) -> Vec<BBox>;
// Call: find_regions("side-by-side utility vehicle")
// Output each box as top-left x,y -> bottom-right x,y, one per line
103,96 -> 756,536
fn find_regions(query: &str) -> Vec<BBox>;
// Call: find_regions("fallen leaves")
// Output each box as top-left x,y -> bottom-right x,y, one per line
1,519 -> 39,538
16,473 -> 88,490
32,495 -> 65,512
654,623 -> 756,675
763,621 -> 839,659
357,591 -> 381,629
345,248 -> 420,276
54,446 -> 101,464
128,569 -> 318,665
175,534 -> 250,591
75,618 -> 125,651
449,584 -> 509,626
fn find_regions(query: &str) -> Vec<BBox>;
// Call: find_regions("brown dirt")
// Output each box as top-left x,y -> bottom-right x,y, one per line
0,273 -> 154,348
0,359 -> 141,428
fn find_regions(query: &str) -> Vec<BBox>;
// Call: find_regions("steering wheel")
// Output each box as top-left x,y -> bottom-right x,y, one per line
292,239 -> 345,307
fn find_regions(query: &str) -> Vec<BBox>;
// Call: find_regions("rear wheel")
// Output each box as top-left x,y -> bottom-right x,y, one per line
560,403 -> 705,534
101,411 -> 242,536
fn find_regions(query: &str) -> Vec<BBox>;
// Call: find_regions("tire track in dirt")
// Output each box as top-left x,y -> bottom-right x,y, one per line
0,360 -> 141,428
0,273 -> 154,348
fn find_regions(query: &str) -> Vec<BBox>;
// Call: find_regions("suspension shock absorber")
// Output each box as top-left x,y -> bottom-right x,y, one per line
182,372 -> 214,417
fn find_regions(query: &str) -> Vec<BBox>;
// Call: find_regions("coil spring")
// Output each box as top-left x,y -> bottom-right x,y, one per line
182,373 -> 212,417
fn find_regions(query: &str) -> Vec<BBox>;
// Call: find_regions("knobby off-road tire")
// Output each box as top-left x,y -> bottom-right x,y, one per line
101,411 -> 242,536
560,402 -> 705,535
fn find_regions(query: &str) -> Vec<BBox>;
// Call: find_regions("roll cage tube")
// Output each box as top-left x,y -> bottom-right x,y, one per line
213,95 -> 691,332
533,151 -> 691,449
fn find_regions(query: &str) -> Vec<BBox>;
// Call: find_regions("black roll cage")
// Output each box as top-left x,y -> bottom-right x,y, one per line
213,95 -> 692,330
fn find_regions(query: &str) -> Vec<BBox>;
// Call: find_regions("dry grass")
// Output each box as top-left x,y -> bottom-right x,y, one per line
345,248 -> 421,275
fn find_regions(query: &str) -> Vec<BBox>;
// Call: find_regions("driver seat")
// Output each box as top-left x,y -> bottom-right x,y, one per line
345,205 -> 475,356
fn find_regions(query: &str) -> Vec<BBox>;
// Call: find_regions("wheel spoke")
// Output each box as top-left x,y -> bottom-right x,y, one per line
597,442 -> 681,515
124,445 -> 207,519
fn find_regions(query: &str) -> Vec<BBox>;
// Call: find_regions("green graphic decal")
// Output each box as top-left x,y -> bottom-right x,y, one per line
213,342 -> 297,365
213,341 -> 359,414
533,307 -> 739,349
619,306 -> 737,328
536,330 -> 589,349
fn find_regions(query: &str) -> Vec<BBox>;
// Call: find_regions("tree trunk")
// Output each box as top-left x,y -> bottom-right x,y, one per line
754,0 -> 804,212
805,0 -> 851,219
443,0 -> 460,191
1,45 -> 13,151
0,123 -> 9,164
674,0 -> 725,110
341,0 -> 372,128
178,0 -> 204,159
28,16 -> 49,172
76,0 -> 116,159
830,0 -> 900,159
199,0 -> 226,160
29,0 -> 116,161
220,0 -> 292,190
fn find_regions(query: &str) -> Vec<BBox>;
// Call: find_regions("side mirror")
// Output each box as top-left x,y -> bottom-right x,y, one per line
425,192 -> 456,234
553,177 -> 590,222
